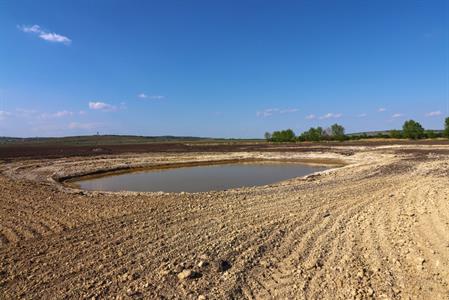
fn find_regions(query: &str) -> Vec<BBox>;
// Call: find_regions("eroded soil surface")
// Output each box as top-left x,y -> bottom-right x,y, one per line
0,145 -> 448,299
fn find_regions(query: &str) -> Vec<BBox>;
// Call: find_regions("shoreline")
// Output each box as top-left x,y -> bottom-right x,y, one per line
61,157 -> 346,192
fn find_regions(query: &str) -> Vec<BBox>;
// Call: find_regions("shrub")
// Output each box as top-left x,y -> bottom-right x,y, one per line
389,130 -> 402,139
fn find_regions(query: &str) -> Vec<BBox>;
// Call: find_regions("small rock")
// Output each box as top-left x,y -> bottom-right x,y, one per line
177,269 -> 201,280
260,260 -> 270,268
198,296 -> 206,300
177,269 -> 193,280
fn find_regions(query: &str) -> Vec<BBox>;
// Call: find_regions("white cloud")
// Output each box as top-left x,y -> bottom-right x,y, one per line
256,108 -> 298,117
378,108 -> 386,112
138,93 -> 165,100
18,24 -> 71,45
89,101 -> 117,112
392,113 -> 404,118
305,114 -> 316,120
20,24 -> 41,33
79,110 -> 86,115
425,111 -> 442,117
319,112 -> 342,120
39,32 -> 71,44
357,113 -> 367,118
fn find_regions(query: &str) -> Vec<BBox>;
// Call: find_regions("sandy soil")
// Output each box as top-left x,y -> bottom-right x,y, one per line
0,145 -> 448,299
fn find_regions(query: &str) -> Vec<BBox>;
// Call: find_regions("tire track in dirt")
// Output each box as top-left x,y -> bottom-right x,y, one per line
1,149 -> 449,299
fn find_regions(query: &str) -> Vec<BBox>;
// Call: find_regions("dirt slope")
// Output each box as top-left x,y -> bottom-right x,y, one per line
0,147 -> 448,299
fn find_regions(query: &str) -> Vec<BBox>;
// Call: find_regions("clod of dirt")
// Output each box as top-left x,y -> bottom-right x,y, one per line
216,260 -> 232,272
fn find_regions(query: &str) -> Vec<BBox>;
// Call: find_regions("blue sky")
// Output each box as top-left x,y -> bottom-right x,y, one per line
0,0 -> 448,138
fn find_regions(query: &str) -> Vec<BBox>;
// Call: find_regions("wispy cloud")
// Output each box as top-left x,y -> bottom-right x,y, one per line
305,114 -> 316,120
12,108 -> 40,119
425,110 -> 442,117
0,110 -> 11,120
40,110 -> 74,119
18,24 -> 71,45
68,122 -> 100,130
279,108 -> 299,114
54,110 -> 73,117
256,108 -> 299,117
138,93 -> 165,100
378,108 -> 386,112
256,108 -> 277,117
89,101 -> 117,112
319,112 -> 342,120
392,113 -> 404,118
357,113 -> 367,118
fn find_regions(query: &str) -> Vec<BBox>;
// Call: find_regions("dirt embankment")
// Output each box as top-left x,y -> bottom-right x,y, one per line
0,145 -> 448,299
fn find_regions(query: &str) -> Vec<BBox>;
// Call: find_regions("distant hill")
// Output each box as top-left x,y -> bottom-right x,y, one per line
0,135 -> 263,146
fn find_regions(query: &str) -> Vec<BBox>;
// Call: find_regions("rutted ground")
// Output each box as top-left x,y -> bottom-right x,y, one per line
0,147 -> 448,299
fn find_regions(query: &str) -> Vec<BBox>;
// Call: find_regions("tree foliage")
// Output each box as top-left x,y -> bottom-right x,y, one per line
444,117 -> 449,139
264,132 -> 272,141
402,120 -> 424,139
330,123 -> 345,141
270,129 -> 296,142
300,127 -> 324,141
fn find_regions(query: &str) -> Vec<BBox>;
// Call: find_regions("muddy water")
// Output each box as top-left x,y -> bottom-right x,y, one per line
75,163 -> 328,192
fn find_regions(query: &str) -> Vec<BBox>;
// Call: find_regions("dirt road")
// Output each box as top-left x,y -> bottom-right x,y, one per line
0,146 -> 448,299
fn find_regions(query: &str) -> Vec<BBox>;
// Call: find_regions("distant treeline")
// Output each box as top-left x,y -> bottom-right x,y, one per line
265,118 -> 449,142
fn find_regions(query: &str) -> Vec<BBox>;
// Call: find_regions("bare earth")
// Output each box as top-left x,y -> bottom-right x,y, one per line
0,145 -> 448,299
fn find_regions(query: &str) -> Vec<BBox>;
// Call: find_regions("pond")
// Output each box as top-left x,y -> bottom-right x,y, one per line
74,162 -> 328,193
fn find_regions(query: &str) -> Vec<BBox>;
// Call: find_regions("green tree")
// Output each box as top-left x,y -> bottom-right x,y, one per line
444,117 -> 449,138
330,123 -> 345,141
402,120 -> 424,139
281,129 -> 296,142
300,127 -> 324,142
264,132 -> 272,141
270,129 -> 296,142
